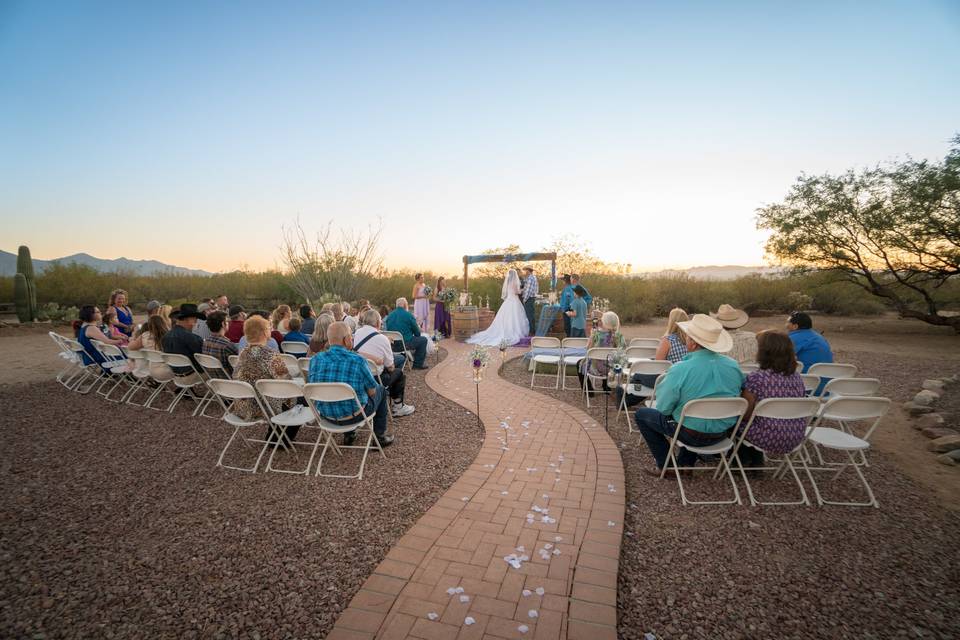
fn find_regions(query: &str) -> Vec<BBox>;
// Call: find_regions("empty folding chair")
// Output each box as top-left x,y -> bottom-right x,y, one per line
629,338 -> 660,348
660,397 -> 748,506
581,347 -> 615,408
559,337 -> 588,390
194,353 -> 233,417
61,337 -> 106,394
255,379 -> 322,475
820,377 -> 881,401
530,337 -> 562,389
303,382 -> 387,480
382,330 -> 413,371
800,373 -> 821,396
625,345 -> 657,363
280,341 -> 309,356
801,396 -> 891,508
729,398 -> 822,506
617,360 -> 671,428
162,354 -> 208,414
207,379 -> 273,473
49,332 -> 84,389
807,362 -> 858,397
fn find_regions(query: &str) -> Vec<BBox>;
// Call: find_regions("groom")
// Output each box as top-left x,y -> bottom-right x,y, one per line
521,266 -> 538,336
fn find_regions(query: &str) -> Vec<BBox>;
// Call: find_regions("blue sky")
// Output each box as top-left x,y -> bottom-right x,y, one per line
1,1 -> 958,273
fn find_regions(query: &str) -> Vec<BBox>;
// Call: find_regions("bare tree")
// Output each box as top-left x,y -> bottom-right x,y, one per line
281,219 -> 385,304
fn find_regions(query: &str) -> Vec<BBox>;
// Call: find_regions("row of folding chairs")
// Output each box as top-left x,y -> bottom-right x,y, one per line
280,330 -> 415,369
654,394 -> 891,508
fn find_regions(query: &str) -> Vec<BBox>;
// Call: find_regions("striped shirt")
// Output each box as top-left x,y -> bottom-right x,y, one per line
522,274 -> 539,302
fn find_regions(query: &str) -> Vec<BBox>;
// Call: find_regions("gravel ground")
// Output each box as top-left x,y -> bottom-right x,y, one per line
501,357 -> 960,640
0,350 -> 483,639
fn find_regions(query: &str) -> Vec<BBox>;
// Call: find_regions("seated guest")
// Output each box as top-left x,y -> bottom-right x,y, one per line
161,303 -> 206,373
564,285 -> 588,338
106,289 -> 135,337
202,311 -> 238,374
786,311 -> 833,373
128,315 -> 168,351
579,310 -> 626,393
634,314 -> 744,475
237,311 -> 284,349
655,308 -> 689,363
355,308 -> 415,417
377,304 -> 390,319
233,316 -> 295,443
737,330 -> 807,467
133,299 -> 162,338
193,302 -> 213,341
271,304 -> 293,333
215,294 -> 229,312
299,304 -> 316,335
309,313 -> 335,355
308,322 -> 394,447
282,316 -> 310,344
341,302 -> 358,332
331,303 -> 345,322
75,305 -> 127,368
384,297 -> 429,370
225,305 -> 247,343
101,308 -> 130,344
320,302 -> 336,316
158,304 -> 173,329
711,304 -> 757,364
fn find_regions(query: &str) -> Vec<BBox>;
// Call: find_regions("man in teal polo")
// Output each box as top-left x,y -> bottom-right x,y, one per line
384,297 -> 429,370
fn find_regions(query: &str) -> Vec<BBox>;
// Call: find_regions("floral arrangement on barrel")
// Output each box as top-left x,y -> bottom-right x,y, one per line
468,345 -> 491,382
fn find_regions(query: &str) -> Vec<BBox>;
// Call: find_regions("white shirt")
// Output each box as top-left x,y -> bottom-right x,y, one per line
353,325 -> 393,373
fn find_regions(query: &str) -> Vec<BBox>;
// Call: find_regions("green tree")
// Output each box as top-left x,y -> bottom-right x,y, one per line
757,135 -> 960,332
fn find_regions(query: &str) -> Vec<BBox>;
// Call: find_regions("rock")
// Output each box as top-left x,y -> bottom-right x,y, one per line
916,413 -> 945,430
928,435 -> 960,453
904,402 -> 935,416
921,427 -> 958,440
913,390 -> 940,406
937,454 -> 957,466
937,449 -> 960,463
922,379 -> 945,392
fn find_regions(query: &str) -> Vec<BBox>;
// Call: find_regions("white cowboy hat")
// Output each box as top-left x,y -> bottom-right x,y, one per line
677,314 -> 733,353
710,303 -> 749,329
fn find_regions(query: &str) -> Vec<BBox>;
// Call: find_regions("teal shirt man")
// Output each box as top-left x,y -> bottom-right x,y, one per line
654,349 -> 745,433
569,296 -> 588,332
384,306 -> 421,343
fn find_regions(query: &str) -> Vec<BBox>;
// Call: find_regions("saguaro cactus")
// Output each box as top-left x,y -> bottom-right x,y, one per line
15,245 -> 38,321
14,273 -> 31,323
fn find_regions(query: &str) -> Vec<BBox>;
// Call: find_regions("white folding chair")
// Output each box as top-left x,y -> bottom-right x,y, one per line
120,349 -> 153,405
660,397 -> 748,506
560,337 -> 588,390
530,337 -> 562,389
740,362 -> 760,374
227,354 -> 240,370
207,379 -> 274,473
303,382 -> 386,480
49,332 -> 85,389
800,373 -> 821,396
382,330 -> 413,371
581,347 -> 615,408
801,396 -> 891,508
729,398 -> 822,506
617,360 -> 671,428
280,340 -> 309,356
807,363 -> 858,397
161,353 -> 206,413
298,357 -> 311,377
629,338 -> 660,348
194,353 -> 233,417
255,379 -> 322,475
819,377 -> 881,402
60,337 -> 102,393
91,340 -> 133,402
278,353 -> 305,385
142,349 -> 177,410
625,345 -> 657,362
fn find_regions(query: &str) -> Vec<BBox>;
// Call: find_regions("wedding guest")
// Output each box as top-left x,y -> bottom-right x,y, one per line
271,304 -> 293,333
308,313 -> 335,355
559,274 -> 574,337
711,304 -> 757,364
341,302 -> 358,332
158,304 -> 173,329
161,303 -> 206,373
282,316 -> 311,344
570,275 -> 592,306
378,304 -> 390,319
634,314 -> 744,474
320,303 -> 336,316
433,276 -> 452,338
129,315 -> 169,351
132,300 -> 162,338
101,308 -> 129,344
786,311 -> 833,373
106,289 -> 135,337
565,286 -> 589,338
233,316 -> 294,442
308,322 -> 394,447
385,297 -> 429,370
354,308 -> 415,417
655,308 -> 690,364
225,305 -> 247,343
202,310 -> 238,374
299,304 -> 316,335
215,295 -> 229,312
521,267 -> 538,336
193,302 -> 213,341
75,305 -> 126,367
737,330 -> 807,468
579,310 -> 626,393
238,312 -> 280,352
412,273 -> 430,330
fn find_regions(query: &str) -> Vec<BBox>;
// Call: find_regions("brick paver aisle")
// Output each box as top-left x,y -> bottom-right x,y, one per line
328,342 -> 625,640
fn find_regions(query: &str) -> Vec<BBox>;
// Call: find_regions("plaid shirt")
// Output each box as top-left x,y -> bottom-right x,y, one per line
522,274 -> 539,302
202,334 -> 238,372
308,345 -> 378,419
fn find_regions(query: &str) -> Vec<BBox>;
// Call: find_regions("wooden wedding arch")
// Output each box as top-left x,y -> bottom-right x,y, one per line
461,252 -> 558,292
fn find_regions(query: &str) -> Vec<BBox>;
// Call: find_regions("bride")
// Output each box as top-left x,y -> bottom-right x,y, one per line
467,268 -> 529,346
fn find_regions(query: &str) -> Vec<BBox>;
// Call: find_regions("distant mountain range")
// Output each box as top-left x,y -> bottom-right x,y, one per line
0,250 -> 212,277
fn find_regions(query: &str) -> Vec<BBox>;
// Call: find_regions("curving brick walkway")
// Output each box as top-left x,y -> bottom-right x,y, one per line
328,341 -> 625,640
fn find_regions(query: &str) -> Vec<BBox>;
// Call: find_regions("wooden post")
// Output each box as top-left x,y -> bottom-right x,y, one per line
463,256 -> 469,292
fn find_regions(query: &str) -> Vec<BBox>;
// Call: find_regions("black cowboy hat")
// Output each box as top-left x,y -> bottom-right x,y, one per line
170,303 -> 207,320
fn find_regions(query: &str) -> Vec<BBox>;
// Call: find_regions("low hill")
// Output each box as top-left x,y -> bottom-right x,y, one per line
0,250 -> 211,277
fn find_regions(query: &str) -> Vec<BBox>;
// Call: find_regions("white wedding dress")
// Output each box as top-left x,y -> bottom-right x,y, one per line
467,269 -> 530,346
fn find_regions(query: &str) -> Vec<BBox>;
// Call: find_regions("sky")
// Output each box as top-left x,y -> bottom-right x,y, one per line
1,0 -> 958,275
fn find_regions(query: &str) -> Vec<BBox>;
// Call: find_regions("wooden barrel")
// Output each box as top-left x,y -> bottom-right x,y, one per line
477,308 -> 496,331
452,306 -> 479,341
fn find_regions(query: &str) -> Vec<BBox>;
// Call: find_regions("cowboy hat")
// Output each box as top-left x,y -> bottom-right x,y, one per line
170,303 -> 206,320
522,265 -> 534,272
677,314 -> 733,353
710,304 -> 749,329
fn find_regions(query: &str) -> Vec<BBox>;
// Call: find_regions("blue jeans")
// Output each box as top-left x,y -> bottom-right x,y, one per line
570,327 -> 585,338
323,385 -> 388,437
634,407 -> 728,469
523,298 -> 536,336
407,335 -> 428,367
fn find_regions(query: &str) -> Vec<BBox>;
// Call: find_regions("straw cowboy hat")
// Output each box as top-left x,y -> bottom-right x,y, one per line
710,303 -> 750,329
678,314 -> 733,353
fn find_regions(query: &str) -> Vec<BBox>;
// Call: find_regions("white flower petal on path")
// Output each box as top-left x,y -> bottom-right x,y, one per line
459,595 -> 470,603
427,612 -> 439,621
535,587 -> 545,596
464,617 -> 476,625
528,610 -> 539,618
518,624 -> 529,633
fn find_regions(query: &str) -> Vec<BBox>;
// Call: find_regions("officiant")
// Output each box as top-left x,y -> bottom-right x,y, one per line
520,266 -> 538,336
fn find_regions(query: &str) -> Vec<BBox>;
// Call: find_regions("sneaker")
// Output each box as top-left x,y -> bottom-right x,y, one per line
412,364 -> 429,370
391,403 -> 416,417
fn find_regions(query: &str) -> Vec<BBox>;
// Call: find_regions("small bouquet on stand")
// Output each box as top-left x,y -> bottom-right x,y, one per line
467,345 -> 491,428
498,339 -> 509,366
432,330 -> 442,364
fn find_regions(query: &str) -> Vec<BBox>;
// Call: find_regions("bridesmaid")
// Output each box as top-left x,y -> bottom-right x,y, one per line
433,276 -> 452,338
412,273 -> 430,330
